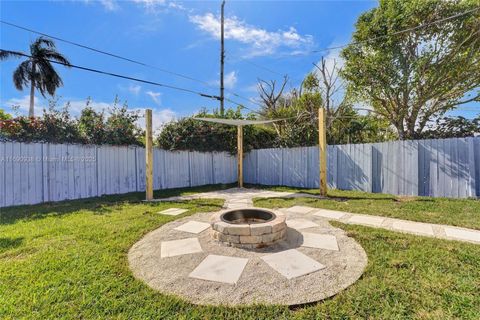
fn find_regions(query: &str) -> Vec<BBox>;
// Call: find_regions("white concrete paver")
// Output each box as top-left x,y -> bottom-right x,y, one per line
261,249 -> 325,279
157,208 -> 189,216
444,227 -> 480,243
348,214 -> 385,227
392,221 -> 434,236
160,238 -> 203,258
286,219 -> 319,230
301,233 -> 339,251
174,221 -> 211,234
153,188 -> 480,245
189,254 -> 249,284
286,206 -> 317,214
313,209 -> 347,219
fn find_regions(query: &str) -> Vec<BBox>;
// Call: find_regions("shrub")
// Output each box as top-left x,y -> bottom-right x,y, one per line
0,97 -> 144,146
157,108 -> 279,153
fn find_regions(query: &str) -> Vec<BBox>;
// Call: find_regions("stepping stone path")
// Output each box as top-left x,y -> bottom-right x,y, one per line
348,214 -> 385,227
314,209 -> 346,219
301,233 -> 339,251
160,238 -> 203,258
174,221 -> 211,234
189,255 -> 249,284
444,227 -> 480,243
261,249 -> 326,280
130,188 -> 480,306
286,218 -> 319,230
157,208 -> 189,216
392,221 -> 434,236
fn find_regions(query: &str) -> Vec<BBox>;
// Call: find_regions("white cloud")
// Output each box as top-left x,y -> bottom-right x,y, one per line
128,84 -> 142,96
224,71 -> 237,89
99,0 -> 118,11
189,13 -> 314,57
132,0 -> 186,14
5,96 -> 45,116
134,107 -> 176,131
5,95 -> 175,131
209,71 -> 238,89
145,91 -> 162,105
4,95 -> 110,117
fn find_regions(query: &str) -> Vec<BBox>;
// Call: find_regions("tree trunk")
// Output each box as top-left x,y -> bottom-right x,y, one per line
29,63 -> 35,117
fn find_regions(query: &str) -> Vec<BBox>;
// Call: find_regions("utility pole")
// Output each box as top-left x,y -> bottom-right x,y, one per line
220,0 -> 225,116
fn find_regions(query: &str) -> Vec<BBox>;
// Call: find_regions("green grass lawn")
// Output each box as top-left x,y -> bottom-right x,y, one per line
252,185 -> 480,230
1,185 -> 479,319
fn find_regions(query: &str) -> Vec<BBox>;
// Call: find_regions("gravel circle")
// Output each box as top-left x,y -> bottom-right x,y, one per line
128,209 -> 368,306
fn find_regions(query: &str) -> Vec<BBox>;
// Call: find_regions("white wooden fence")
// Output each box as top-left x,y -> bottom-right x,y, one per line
244,137 -> 479,198
1,137 -> 479,207
0,142 -> 237,208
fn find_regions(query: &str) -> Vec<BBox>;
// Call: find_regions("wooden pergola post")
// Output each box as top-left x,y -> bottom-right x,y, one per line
145,109 -> 153,201
318,107 -> 327,196
237,125 -> 243,188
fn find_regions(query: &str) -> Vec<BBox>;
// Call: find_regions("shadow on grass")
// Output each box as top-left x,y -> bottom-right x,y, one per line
0,183 -> 234,225
0,237 -> 24,254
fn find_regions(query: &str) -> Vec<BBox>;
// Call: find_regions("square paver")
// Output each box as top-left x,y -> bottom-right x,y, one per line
286,219 -> 319,230
189,254 -> 249,284
286,206 -> 316,214
444,227 -> 480,243
160,238 -> 203,258
301,233 -> 339,251
392,221 -> 434,236
174,221 -> 211,234
348,214 -> 385,227
157,208 -> 189,216
313,209 -> 346,220
261,249 -> 325,279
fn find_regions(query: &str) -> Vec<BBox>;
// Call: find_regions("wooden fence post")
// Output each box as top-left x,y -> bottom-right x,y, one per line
319,107 -> 327,196
237,125 -> 243,188
145,109 -> 153,200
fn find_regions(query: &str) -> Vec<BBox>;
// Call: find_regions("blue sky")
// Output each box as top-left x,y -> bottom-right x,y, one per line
1,0 -> 478,128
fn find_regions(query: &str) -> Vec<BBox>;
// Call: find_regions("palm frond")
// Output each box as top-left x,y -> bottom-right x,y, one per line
38,48 -> 71,67
0,49 -> 24,61
13,60 -> 31,91
36,60 -> 63,96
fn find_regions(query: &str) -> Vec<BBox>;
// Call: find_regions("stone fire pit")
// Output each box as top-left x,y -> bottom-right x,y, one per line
211,208 -> 287,248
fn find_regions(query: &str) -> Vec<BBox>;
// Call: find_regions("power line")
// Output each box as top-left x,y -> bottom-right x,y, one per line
310,6 -> 480,54
232,7 -> 480,77
0,19 -> 262,110
0,49 -> 222,101
0,20 -> 212,87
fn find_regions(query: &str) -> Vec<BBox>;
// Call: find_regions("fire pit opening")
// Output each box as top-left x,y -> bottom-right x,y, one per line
221,209 -> 276,224
211,208 -> 287,248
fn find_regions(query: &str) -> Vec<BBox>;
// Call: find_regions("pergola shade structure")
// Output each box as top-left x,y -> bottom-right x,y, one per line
193,117 -> 284,188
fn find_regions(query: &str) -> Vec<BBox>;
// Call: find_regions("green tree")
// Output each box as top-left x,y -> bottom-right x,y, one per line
78,99 -> 106,145
341,0 -> 480,139
421,114 -> 480,138
105,99 -> 143,146
0,37 -> 71,117
157,108 -> 278,153
329,106 -> 397,144
0,109 -> 12,120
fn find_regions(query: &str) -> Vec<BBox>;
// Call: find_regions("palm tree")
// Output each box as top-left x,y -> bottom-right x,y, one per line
0,37 -> 71,117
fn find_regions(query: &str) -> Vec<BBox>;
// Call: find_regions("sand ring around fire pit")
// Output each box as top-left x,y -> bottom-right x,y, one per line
128,209 -> 368,306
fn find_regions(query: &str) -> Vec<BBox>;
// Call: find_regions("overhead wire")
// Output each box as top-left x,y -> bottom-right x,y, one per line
231,7 -> 480,79
0,19 -> 262,110
0,50 -> 222,100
